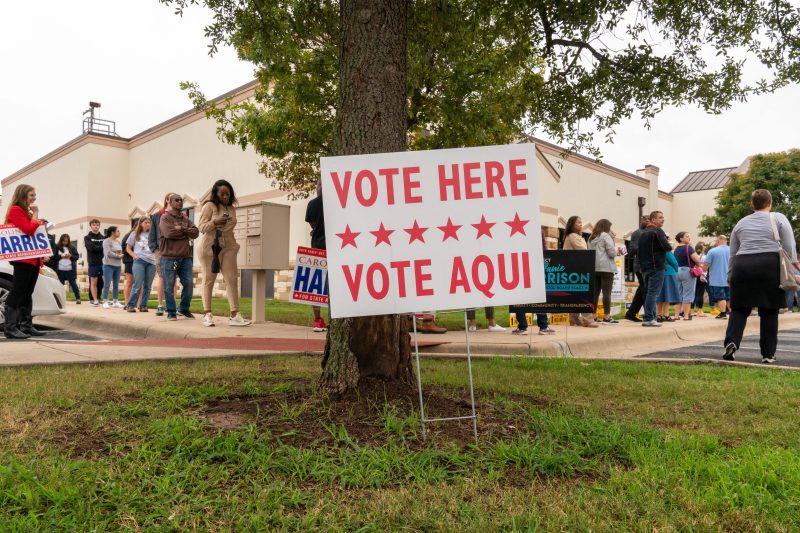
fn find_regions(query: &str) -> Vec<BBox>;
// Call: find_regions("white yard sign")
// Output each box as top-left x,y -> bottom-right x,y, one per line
321,144 -> 546,318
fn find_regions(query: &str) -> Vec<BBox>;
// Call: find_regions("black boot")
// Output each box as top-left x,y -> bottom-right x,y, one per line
3,307 -> 30,340
18,306 -> 45,337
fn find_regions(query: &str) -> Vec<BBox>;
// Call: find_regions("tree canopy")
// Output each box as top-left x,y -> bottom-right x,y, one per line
699,149 -> 800,240
162,0 -> 800,197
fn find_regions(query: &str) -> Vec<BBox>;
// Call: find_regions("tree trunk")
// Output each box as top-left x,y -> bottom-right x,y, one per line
319,0 -> 411,395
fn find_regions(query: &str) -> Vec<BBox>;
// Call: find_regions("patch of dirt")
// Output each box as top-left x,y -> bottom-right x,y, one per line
201,377 -> 535,448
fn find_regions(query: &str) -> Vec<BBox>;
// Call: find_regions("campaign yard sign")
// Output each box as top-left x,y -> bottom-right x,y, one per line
509,250 -> 595,314
321,144 -> 546,318
289,246 -> 329,306
0,224 -> 52,262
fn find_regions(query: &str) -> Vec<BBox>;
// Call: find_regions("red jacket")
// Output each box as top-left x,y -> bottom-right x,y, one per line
6,205 -> 44,266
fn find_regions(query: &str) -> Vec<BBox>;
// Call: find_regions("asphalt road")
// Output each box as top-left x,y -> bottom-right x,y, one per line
638,328 -> 800,367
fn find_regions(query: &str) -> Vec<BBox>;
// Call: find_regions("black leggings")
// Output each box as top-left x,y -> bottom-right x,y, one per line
7,262 -> 39,311
466,307 -> 495,320
593,272 -> 614,314
724,307 -> 779,357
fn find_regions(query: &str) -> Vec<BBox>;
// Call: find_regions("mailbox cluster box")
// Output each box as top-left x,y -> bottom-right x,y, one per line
233,201 -> 291,270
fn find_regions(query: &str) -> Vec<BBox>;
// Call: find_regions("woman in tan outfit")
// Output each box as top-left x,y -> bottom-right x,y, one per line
562,216 -> 598,328
198,179 -> 251,327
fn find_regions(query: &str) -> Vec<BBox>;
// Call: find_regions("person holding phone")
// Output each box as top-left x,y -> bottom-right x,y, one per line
56,234 -> 81,303
198,179 -> 250,327
3,184 -> 45,339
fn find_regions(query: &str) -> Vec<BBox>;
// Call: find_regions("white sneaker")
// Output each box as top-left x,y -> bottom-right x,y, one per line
229,312 -> 251,327
202,312 -> 215,327
487,324 -> 507,332
468,325 -> 477,332
112,301 -> 124,309
102,301 -> 110,309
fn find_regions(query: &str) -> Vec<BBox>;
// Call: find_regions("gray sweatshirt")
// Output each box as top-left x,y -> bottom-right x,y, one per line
729,211 -> 797,271
588,232 -> 617,273
102,238 -> 123,267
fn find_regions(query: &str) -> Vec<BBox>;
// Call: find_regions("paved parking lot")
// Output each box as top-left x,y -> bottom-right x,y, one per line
639,328 -> 800,367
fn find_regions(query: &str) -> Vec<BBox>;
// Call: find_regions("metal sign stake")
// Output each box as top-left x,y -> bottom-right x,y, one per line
412,310 -> 479,443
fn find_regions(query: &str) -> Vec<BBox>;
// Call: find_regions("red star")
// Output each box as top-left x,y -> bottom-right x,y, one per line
404,219 -> 428,244
472,215 -> 495,239
438,217 -> 462,241
370,222 -> 394,246
505,212 -> 530,236
336,224 -> 360,248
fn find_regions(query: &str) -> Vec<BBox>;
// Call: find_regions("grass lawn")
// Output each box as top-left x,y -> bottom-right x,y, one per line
1,356 -> 799,530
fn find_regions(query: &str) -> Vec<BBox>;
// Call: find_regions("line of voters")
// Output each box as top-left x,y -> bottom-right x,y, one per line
6,181 -> 799,366
3,180 -> 253,340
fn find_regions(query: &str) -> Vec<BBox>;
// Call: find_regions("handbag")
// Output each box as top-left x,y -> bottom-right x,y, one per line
686,245 -> 703,277
769,213 -> 799,291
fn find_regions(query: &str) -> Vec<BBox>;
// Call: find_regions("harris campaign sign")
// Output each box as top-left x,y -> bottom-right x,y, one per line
0,224 -> 52,262
321,144 -> 546,318
510,250 -> 596,314
289,246 -> 329,306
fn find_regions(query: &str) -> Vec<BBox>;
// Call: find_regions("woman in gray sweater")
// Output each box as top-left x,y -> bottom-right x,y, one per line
723,189 -> 800,363
588,219 -> 619,324
101,225 -> 124,308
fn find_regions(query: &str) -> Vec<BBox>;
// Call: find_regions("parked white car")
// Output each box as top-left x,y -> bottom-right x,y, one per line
0,261 -> 67,324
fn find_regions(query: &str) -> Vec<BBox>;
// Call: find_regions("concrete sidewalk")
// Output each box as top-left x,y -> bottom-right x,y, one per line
3,302 -> 795,367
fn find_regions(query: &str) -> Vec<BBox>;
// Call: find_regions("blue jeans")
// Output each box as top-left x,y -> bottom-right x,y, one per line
160,257 -> 193,315
642,268 -> 665,322
101,265 -> 121,301
515,311 -> 548,331
57,269 -> 80,300
128,259 -> 156,310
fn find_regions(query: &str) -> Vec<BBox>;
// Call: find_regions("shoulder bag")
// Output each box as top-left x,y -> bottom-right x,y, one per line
686,245 -> 703,277
769,213 -> 799,291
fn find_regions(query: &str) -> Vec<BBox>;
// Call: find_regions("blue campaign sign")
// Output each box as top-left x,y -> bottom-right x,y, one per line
289,246 -> 329,307
0,224 -> 53,261
510,250 -> 596,314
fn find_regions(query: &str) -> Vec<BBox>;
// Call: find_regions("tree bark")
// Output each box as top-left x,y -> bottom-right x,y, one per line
319,0 -> 411,394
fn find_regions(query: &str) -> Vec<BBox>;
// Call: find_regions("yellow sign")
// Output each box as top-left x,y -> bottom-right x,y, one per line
510,313 -> 569,327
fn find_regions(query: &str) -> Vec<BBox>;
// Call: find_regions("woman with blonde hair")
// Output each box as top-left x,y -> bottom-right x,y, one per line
126,216 -> 156,312
198,179 -> 250,327
4,184 -> 45,339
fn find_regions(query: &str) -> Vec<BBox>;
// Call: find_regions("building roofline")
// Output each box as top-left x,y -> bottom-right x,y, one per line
669,166 -> 737,194
2,79 -> 261,188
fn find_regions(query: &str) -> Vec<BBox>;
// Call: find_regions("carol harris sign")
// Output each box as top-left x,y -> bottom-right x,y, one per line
0,224 -> 52,261
321,144 -> 546,318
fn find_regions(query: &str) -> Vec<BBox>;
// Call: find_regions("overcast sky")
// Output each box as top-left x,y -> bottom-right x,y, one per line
2,1 -> 798,196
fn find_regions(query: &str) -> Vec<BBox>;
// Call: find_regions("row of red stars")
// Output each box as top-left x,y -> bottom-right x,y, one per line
335,213 -> 529,248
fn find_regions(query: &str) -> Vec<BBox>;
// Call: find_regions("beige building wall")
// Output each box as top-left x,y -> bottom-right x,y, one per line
670,188 -> 721,242
87,143 -> 130,223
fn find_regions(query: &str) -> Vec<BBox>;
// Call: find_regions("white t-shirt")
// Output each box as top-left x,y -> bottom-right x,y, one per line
127,233 -> 156,265
58,246 -> 72,271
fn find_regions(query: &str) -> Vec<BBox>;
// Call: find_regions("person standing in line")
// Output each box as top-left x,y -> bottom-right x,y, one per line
624,216 -> 650,322
121,221 -> 136,308
722,189 -> 800,364
561,215 -> 598,328
466,307 -> 506,332
84,218 -> 105,306
3,184 -> 46,339
198,179 -> 251,327
159,194 -> 200,321
703,234 -> 731,320
56,234 -> 81,304
149,192 -> 176,317
673,231 -> 703,320
637,210 -> 672,327
125,217 -> 156,312
304,180 -> 329,332
656,239 -> 680,322
691,242 -> 708,317
588,219 -> 619,324
101,226 -> 124,309
511,310 -> 555,335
